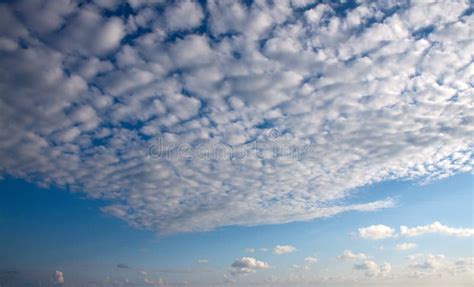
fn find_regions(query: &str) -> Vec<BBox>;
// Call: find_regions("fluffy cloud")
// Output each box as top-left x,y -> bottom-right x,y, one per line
408,254 -> 446,271
164,0 -> 204,32
405,254 -> 474,279
400,222 -> 474,237
358,225 -> 395,240
231,257 -> 270,275
354,260 -> 391,277
339,250 -> 369,261
395,242 -> 418,251
273,245 -> 297,255
354,260 -> 392,277
0,0 -> 472,235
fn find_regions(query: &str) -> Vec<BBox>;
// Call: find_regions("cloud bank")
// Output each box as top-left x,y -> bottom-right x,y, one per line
0,0 -> 472,235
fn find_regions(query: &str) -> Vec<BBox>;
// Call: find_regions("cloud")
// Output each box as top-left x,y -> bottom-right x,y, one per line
404,254 -> 474,279
409,254 -> 446,271
339,250 -> 369,261
453,257 -> 474,273
0,0 -> 472,235
54,270 -> 64,285
354,260 -> 391,277
244,248 -> 255,253
196,259 -> 208,264
231,257 -> 270,275
53,7 -> 125,55
143,277 -> 166,286
304,257 -> 318,264
273,245 -> 296,255
358,225 -> 395,240
395,242 -> 417,251
400,222 -> 474,237
164,0 -> 204,32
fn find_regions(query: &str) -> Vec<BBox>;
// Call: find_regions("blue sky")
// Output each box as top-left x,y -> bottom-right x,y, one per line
1,173 -> 472,286
0,0 -> 473,286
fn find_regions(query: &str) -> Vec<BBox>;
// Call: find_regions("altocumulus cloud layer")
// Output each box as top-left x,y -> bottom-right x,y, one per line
0,0 -> 472,235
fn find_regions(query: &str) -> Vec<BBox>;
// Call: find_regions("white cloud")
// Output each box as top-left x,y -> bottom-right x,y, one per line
207,0 -> 247,35
164,0 -> 204,32
94,17 -> 124,53
359,225 -> 395,240
400,222 -> 474,238
244,248 -> 255,253
273,245 -> 297,255
53,8 -> 125,55
339,250 -> 369,261
231,257 -> 270,275
304,256 -> 318,264
54,270 -> 64,285
409,254 -> 446,271
0,0 -> 472,235
354,260 -> 391,277
403,254 -> 474,279
395,242 -> 418,251
453,257 -> 474,273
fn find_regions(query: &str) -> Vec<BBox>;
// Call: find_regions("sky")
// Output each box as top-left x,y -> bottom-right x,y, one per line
0,0 -> 472,286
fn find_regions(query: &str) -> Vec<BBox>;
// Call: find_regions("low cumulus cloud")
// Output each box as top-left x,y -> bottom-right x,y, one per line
408,254 -> 446,271
0,0 -> 472,235
405,254 -> 474,278
354,260 -> 391,277
400,222 -> 474,237
273,245 -> 297,255
359,221 -> 474,241
358,225 -> 395,240
231,257 -> 270,275
339,250 -> 369,261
